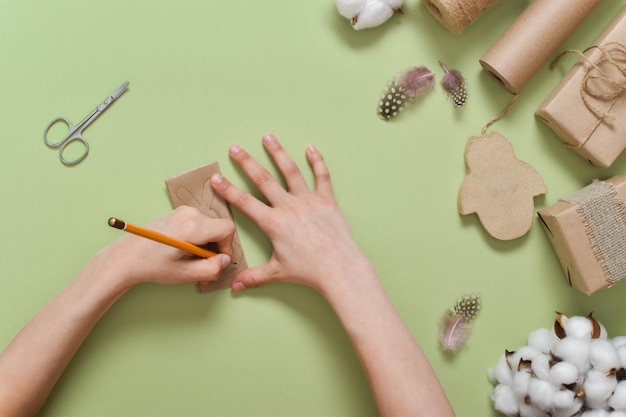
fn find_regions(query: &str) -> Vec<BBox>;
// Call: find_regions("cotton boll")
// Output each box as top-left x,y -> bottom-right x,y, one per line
549,361 -> 579,387
492,384 -> 519,416
335,0 -> 364,19
490,353 -> 513,384
584,369 -> 617,410
528,377 -> 556,410
552,393 -> 583,417
617,345 -> 626,368
609,381 -> 626,411
610,411 -> 626,417
386,0 -> 404,8
590,338 -> 621,373
507,346 -> 541,371
599,322 -> 608,339
351,2 -> 393,29
512,370 -> 532,400
582,410 -> 610,417
554,389 -> 576,408
517,346 -> 542,362
565,316 -> 594,339
528,328 -> 559,354
553,337 -> 591,374
334,0 -> 405,30
518,402 -> 551,417
553,389 -> 583,411
531,354 -> 552,381
613,337 -> 626,349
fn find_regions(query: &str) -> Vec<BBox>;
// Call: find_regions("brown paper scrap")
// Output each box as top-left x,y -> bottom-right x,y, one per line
165,163 -> 248,293
458,132 -> 547,240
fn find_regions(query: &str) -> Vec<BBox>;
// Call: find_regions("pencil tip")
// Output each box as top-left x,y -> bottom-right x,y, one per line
108,217 -> 126,230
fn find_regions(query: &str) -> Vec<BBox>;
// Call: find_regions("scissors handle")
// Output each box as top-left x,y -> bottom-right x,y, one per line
43,117 -> 76,146
43,117 -> 89,165
43,82 -> 129,166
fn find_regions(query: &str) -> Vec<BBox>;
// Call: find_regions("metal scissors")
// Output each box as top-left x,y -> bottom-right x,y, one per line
43,81 -> 129,165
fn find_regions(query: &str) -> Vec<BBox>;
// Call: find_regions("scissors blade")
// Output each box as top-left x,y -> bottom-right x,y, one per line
97,81 -> 130,112
111,81 -> 129,99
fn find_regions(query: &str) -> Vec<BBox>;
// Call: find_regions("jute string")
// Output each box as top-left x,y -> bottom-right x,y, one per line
481,93 -> 521,134
423,0 -> 498,33
550,42 -> 626,148
562,180 -> 626,285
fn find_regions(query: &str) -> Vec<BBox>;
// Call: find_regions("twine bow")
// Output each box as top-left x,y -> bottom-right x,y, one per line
550,42 -> 626,147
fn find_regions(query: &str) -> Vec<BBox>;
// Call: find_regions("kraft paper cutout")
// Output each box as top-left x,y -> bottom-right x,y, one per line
165,163 -> 248,293
458,132 -> 547,240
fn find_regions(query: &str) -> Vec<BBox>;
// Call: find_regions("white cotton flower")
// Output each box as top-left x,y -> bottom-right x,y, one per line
609,381 -> 626,411
334,0 -> 405,30
517,346 -> 542,362
612,336 -> 626,348
600,322 -> 608,339
528,328 -> 559,354
553,389 -> 578,408
518,401 -> 551,417
531,353 -> 552,381
506,346 -> 542,373
582,410 -> 610,417
492,384 -> 519,416
584,369 -> 617,410
512,370 -> 532,399
590,338 -> 621,373
617,345 -> 626,368
528,377 -> 556,410
490,314 -> 625,417
490,353 -> 513,384
552,393 -> 583,417
565,316 -> 595,338
549,361 -> 579,387
553,336 -> 591,374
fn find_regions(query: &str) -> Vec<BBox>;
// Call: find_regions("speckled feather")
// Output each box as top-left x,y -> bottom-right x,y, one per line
439,61 -> 467,107
377,66 -> 435,121
438,294 -> 481,352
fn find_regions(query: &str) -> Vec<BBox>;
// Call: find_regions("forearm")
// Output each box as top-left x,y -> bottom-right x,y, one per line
322,260 -> 456,417
0,248 -> 129,417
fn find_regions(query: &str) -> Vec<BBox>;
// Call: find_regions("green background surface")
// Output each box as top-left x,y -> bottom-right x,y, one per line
1,1 -> 626,416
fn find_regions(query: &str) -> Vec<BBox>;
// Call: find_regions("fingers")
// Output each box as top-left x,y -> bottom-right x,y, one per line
227,143 -> 288,205
183,253 -> 232,285
189,216 -> 235,258
231,262 -> 278,292
306,145 -> 334,196
210,173 -> 270,225
261,134 -> 309,194
225,134 -> 330,201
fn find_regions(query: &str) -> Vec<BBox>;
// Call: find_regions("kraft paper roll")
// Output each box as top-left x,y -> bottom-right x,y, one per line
422,0 -> 499,34
479,0 -> 601,94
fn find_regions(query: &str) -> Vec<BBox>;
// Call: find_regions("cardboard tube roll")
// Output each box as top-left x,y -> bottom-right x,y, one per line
422,0 -> 499,34
479,0 -> 601,94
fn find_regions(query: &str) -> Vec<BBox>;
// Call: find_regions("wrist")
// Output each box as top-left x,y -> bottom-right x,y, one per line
81,241 -> 137,295
317,255 -> 381,301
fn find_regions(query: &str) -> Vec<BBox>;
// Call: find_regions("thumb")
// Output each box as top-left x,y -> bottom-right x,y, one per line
231,263 -> 278,292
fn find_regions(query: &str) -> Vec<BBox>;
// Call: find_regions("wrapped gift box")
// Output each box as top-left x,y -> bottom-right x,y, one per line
537,176 -> 626,295
535,6 -> 626,168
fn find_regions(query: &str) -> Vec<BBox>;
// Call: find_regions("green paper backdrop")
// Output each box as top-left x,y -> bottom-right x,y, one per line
1,1 -> 626,415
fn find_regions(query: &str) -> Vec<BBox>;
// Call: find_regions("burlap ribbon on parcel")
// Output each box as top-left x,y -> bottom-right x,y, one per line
562,180 -> 626,284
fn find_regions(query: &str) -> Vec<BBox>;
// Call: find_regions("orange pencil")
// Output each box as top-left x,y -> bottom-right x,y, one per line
107,217 -> 217,258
